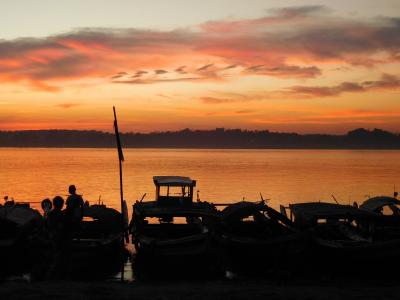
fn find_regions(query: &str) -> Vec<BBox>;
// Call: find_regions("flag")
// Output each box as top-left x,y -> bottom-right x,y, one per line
113,106 -> 124,162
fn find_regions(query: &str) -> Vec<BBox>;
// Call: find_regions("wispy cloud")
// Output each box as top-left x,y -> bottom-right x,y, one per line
56,103 -> 81,109
154,69 -> 168,75
283,73 -> 400,98
244,64 -> 321,78
250,109 -> 400,126
199,74 -> 400,103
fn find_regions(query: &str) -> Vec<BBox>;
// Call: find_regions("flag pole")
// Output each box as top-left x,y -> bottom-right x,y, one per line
113,106 -> 124,218
113,106 -> 126,281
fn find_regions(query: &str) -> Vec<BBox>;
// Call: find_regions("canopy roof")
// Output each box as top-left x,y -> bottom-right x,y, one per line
153,176 -> 196,187
289,202 -> 376,220
360,196 -> 400,212
0,205 -> 42,226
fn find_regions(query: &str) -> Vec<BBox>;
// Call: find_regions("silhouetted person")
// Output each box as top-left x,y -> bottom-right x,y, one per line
4,195 -> 14,207
45,196 -> 70,279
46,196 -> 66,233
66,185 -> 84,221
65,185 -> 84,240
41,198 -> 52,218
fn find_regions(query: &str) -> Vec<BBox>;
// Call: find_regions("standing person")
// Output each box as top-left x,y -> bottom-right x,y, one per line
65,185 -> 84,238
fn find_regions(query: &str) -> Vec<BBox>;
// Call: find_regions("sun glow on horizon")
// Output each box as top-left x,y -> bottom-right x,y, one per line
0,1 -> 399,134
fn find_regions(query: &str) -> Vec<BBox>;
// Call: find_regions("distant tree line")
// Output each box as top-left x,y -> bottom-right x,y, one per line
0,128 -> 400,149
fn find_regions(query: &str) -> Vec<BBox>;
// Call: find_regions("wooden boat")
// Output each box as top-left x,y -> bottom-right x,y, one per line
130,176 -> 220,276
216,201 -> 308,273
0,203 -> 42,276
32,203 -> 125,280
66,204 -> 125,278
285,202 -> 400,268
360,196 -> 400,239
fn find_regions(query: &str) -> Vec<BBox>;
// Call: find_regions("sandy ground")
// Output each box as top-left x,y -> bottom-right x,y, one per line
1,279 -> 399,300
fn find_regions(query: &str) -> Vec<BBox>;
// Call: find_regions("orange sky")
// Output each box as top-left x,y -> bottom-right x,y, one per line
0,2 -> 399,133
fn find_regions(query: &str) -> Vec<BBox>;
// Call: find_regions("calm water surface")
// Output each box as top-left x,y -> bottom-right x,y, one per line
0,148 -> 399,212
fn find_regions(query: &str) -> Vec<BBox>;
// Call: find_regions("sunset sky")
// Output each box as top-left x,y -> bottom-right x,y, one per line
1,0 -> 399,133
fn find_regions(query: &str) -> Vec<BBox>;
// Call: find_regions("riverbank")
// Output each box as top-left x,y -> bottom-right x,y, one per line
0,279 -> 399,300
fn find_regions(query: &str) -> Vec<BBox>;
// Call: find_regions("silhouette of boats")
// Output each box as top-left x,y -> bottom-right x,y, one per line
31,203 -> 125,280
0,203 -> 42,276
360,196 -> 400,239
216,201 -> 307,274
68,204 -> 124,276
130,176 -> 220,277
283,202 -> 400,270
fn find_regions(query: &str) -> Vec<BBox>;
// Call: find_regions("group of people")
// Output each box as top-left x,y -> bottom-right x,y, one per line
44,185 -> 85,240
32,185 -> 86,280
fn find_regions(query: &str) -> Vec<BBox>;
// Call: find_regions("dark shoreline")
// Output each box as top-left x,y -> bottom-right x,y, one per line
1,128 -> 400,149
1,279 -> 400,300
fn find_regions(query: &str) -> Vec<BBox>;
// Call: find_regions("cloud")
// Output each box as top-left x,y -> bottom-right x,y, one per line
111,71 -> 128,79
200,93 -> 261,104
56,103 -> 81,109
111,63 -> 235,84
250,109 -> 400,126
175,66 -> 187,74
244,64 -> 321,78
197,64 -> 214,71
200,74 -> 400,103
223,64 -> 237,70
200,97 -> 238,104
131,70 -> 148,78
154,69 -> 168,75
283,73 -> 400,98
199,5 -> 329,33
0,7 -> 399,90
114,77 -> 203,84
196,11 -> 400,66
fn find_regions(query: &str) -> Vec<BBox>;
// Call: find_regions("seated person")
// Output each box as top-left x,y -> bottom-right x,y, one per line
46,196 -> 66,235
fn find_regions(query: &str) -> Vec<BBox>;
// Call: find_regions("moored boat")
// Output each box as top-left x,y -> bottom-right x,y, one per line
285,202 -> 400,270
216,201 -> 308,274
130,176 -> 220,277
69,204 -> 124,277
360,196 -> 400,239
0,203 -> 42,276
32,203 -> 125,280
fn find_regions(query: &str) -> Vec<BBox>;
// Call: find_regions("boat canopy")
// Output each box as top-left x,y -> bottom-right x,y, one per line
290,202 -> 376,221
153,176 -> 196,187
0,206 -> 42,226
360,196 -> 400,212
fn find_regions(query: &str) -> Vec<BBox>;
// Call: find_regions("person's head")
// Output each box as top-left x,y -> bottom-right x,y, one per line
53,196 -> 64,210
68,185 -> 76,195
41,198 -> 52,212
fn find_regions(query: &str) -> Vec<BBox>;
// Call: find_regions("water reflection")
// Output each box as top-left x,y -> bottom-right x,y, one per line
1,148 -> 399,212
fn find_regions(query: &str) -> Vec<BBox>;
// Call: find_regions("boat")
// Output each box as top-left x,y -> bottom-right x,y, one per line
0,203 -> 43,276
216,201 -> 308,274
285,202 -> 400,269
129,176 -> 220,277
360,196 -> 400,239
69,204 -> 125,276
32,203 -> 125,280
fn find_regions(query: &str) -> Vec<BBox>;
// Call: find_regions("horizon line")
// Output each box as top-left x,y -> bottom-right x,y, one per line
0,127 -> 399,136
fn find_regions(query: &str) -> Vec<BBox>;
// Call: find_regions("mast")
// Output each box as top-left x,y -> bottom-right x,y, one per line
113,106 -> 124,215
113,106 -> 126,281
